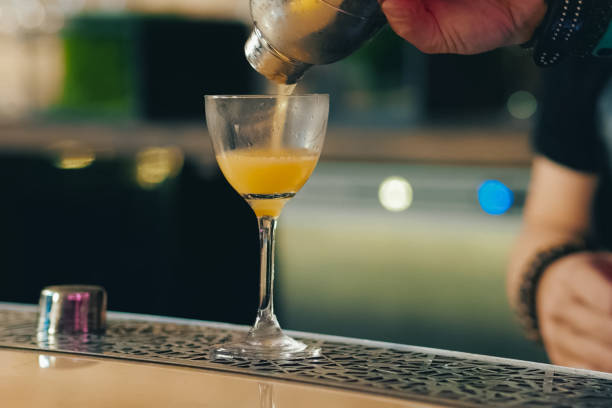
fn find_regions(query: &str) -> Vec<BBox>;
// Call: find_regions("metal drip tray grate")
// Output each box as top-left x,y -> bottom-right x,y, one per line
1,306 -> 612,407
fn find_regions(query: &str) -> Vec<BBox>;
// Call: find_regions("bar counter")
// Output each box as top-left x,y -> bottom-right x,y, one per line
1,303 -> 611,407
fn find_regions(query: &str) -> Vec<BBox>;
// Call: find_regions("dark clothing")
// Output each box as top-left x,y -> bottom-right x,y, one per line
534,58 -> 612,248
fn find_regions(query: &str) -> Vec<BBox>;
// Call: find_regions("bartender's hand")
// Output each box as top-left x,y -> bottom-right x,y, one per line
380,0 -> 548,54
537,252 -> 612,372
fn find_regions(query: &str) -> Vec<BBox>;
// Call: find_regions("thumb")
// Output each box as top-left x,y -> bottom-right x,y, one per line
379,0 -> 440,53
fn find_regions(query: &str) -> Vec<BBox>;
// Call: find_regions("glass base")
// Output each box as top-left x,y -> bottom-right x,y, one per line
212,339 -> 321,360
211,311 -> 321,360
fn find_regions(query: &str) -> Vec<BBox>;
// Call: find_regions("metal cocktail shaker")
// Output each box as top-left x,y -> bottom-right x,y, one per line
245,0 -> 387,84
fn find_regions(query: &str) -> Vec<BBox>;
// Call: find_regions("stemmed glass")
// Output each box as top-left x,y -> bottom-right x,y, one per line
205,94 -> 329,360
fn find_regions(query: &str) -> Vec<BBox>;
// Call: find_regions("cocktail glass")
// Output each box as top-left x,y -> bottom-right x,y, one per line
205,94 -> 329,360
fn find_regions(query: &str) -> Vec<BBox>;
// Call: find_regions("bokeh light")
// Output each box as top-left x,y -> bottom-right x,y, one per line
16,0 -> 46,30
378,176 -> 413,212
0,0 -> 92,34
477,180 -> 514,215
507,90 -> 537,120
52,140 -> 95,169
136,147 -> 184,189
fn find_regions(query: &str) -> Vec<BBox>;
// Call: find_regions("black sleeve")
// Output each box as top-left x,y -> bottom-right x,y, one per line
533,57 -> 612,173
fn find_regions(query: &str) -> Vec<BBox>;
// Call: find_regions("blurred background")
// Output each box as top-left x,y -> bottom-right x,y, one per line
0,0 -> 546,363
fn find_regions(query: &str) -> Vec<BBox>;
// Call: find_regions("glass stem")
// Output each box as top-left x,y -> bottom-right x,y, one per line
238,214 -> 311,353
251,216 -> 280,333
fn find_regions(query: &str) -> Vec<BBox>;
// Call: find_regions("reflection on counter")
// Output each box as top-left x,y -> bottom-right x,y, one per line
38,354 -> 98,370
259,383 -> 275,408
2,349 -> 418,408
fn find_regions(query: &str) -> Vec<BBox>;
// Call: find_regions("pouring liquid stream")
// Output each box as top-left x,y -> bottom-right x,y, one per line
270,83 -> 297,149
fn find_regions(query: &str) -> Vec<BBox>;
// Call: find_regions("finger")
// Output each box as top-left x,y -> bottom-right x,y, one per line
567,255 -> 612,315
543,322 -> 596,370
547,345 -> 597,371
556,300 -> 612,347
379,0 -> 442,53
551,322 -> 612,372
539,310 -> 582,367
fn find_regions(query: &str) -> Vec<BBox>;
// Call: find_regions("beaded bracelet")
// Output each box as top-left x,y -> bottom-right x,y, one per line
530,0 -> 612,66
515,241 -> 590,342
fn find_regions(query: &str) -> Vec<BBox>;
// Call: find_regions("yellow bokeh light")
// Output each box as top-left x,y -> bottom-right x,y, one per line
52,140 -> 95,170
136,147 -> 184,189
378,176 -> 413,212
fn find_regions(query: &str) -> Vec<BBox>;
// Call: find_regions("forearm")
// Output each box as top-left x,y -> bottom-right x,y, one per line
508,157 -> 598,311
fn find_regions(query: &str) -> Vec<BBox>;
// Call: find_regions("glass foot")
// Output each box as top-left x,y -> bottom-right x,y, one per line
211,311 -> 321,360
211,338 -> 321,360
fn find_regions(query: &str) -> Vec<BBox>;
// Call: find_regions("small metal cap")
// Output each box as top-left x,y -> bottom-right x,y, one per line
37,285 -> 107,335
245,27 -> 311,85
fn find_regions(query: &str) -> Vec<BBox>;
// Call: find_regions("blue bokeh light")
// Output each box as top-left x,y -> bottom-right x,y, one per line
477,180 -> 514,215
